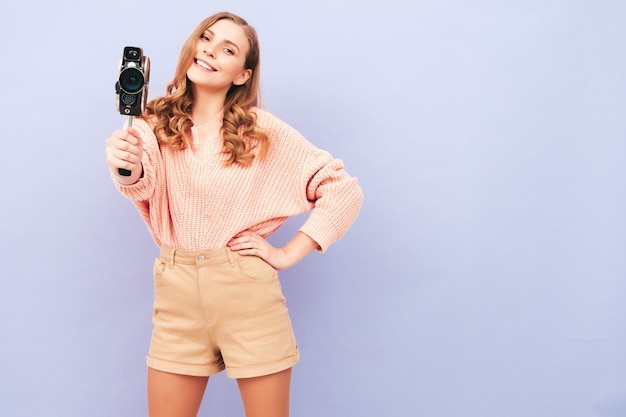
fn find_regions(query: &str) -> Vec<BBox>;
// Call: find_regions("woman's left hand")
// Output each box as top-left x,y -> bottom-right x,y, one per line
228,231 -> 319,271
227,231 -> 289,270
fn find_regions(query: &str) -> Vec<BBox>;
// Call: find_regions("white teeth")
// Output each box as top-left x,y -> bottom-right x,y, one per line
196,60 -> 214,71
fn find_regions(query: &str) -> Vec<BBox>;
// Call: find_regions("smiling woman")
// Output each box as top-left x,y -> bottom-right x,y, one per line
139,12 -> 266,164
2,1 -> 626,417
103,10 -> 363,417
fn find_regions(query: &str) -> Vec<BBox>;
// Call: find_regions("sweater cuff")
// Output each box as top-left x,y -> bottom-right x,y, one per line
113,155 -> 155,201
299,216 -> 340,253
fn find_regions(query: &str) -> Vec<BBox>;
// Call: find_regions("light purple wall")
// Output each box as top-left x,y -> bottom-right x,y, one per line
1,1 -> 625,416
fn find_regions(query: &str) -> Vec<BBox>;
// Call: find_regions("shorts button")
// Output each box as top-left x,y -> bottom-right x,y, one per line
197,255 -> 205,262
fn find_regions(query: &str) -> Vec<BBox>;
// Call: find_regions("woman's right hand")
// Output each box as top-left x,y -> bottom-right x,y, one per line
105,127 -> 143,184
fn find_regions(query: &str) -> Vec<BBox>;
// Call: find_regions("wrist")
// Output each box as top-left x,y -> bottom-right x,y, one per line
278,232 -> 319,269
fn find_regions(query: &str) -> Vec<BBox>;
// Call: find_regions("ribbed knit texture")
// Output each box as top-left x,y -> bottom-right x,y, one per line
114,108 -> 363,252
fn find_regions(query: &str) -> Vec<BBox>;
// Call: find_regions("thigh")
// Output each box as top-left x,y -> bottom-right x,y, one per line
147,368 -> 209,417
237,368 -> 292,417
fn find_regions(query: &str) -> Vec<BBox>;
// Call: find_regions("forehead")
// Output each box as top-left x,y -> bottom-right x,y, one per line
206,19 -> 250,51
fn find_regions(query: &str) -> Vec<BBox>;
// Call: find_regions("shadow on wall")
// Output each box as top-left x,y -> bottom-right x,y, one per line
593,397 -> 626,417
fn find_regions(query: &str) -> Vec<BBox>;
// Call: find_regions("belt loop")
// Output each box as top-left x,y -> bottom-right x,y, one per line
226,247 -> 235,267
169,248 -> 176,269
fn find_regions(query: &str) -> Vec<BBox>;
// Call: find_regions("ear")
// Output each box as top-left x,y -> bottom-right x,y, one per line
233,69 -> 252,86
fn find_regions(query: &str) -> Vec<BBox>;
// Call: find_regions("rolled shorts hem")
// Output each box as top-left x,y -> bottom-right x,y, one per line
146,350 -> 300,379
146,355 -> 225,377
226,350 -> 300,379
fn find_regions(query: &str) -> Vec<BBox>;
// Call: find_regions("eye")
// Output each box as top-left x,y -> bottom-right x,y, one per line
224,47 -> 234,55
200,34 -> 210,41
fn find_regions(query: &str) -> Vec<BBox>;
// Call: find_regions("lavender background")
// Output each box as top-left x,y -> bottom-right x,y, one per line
1,1 -> 625,416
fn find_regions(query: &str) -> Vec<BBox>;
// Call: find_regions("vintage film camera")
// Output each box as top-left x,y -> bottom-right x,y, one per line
115,46 -> 150,176
115,46 -> 150,116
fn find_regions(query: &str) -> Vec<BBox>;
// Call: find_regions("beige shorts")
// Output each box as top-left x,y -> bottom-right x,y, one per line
146,245 -> 300,379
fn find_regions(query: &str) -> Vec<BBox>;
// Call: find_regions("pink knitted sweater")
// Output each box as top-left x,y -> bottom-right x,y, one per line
114,108 -> 363,252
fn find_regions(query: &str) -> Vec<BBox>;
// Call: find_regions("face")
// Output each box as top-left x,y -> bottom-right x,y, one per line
187,19 -> 252,93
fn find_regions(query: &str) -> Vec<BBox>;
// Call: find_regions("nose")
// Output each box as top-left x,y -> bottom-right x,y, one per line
203,44 -> 216,58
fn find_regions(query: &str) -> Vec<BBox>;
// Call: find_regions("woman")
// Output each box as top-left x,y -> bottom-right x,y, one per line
105,11 -> 362,417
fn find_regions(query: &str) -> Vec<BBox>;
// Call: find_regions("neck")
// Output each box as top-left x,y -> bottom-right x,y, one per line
190,87 -> 228,125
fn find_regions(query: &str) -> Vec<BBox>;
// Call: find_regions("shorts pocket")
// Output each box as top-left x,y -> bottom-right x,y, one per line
153,257 -> 167,286
235,255 -> 278,282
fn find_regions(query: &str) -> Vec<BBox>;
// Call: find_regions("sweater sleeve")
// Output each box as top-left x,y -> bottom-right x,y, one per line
110,118 -> 163,233
299,148 -> 364,252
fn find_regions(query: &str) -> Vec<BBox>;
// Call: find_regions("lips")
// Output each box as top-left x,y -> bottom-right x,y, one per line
195,59 -> 216,71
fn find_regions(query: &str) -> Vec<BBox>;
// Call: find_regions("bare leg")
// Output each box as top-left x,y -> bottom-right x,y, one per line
147,368 -> 209,417
237,368 -> 292,417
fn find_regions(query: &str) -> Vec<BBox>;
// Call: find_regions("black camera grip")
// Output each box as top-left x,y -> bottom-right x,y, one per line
117,115 -> 136,177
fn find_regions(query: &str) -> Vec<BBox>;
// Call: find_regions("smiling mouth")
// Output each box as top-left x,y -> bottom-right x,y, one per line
195,59 -> 216,71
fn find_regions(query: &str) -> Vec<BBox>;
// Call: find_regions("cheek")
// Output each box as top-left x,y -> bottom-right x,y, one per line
226,61 -> 246,76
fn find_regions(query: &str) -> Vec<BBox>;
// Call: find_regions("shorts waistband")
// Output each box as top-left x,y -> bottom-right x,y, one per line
159,245 -> 237,268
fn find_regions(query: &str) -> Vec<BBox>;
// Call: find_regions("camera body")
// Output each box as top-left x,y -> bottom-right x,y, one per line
115,46 -> 150,116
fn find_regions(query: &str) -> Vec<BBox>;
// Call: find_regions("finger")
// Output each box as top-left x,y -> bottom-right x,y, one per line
229,240 -> 256,253
112,128 -> 140,149
106,151 -> 134,172
117,150 -> 138,165
228,231 -> 253,244
105,130 -> 123,147
126,127 -> 142,143
239,240 -> 255,250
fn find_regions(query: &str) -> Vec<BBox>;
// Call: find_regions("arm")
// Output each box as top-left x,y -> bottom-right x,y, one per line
228,231 -> 319,270
298,153 -> 364,252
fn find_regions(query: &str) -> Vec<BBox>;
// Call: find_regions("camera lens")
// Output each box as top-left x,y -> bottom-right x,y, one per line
119,68 -> 144,93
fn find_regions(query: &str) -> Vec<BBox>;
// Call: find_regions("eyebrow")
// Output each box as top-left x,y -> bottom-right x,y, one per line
204,29 -> 241,53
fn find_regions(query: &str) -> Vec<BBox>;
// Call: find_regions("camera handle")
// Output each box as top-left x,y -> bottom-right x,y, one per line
118,115 -> 133,176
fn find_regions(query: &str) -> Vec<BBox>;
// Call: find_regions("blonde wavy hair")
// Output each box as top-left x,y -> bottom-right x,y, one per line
144,12 -> 268,166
